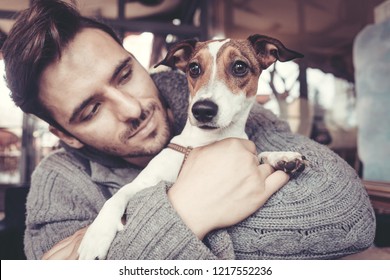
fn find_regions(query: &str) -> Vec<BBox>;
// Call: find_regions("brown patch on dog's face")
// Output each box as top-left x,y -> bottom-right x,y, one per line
186,42 -> 213,98
185,39 -> 263,100
216,40 -> 262,98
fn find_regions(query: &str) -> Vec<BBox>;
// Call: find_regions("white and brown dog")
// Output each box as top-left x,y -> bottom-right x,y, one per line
78,34 -> 306,259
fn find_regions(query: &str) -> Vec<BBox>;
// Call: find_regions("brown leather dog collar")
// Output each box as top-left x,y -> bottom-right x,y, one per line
167,143 -> 193,174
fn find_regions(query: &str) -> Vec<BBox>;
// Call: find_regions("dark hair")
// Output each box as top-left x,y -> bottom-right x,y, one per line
0,29 -> 6,49
2,0 -> 122,132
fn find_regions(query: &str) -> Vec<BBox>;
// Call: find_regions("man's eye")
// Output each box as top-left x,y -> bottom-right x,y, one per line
119,69 -> 132,84
81,103 -> 101,121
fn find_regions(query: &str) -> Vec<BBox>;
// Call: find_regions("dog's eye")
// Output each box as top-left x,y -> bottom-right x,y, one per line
188,62 -> 201,78
232,61 -> 249,77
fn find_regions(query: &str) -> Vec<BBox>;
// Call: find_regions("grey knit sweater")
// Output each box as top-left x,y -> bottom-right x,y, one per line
24,70 -> 376,259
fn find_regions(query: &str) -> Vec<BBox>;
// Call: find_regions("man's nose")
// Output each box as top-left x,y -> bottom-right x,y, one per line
109,88 -> 142,121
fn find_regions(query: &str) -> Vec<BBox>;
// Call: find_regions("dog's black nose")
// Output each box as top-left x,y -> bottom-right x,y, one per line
191,100 -> 218,123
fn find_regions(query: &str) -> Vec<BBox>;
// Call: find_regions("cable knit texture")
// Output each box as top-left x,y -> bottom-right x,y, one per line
24,70 -> 375,259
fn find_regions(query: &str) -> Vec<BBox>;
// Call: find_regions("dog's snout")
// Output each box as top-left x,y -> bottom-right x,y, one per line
191,100 -> 218,123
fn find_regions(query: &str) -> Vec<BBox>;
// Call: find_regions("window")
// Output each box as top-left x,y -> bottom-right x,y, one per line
0,59 -> 23,184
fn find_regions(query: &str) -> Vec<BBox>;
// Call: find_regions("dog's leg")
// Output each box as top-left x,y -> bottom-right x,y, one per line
78,185 -> 132,259
78,148 -> 183,260
258,151 -> 307,176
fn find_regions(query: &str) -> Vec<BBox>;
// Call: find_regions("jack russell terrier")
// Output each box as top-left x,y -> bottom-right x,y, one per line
78,34 -> 306,259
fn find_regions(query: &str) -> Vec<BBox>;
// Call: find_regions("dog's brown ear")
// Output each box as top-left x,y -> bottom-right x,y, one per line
248,34 -> 304,69
154,39 -> 198,71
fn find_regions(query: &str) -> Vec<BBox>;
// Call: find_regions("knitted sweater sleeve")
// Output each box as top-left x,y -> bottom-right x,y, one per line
107,182 -> 217,259
24,151 -> 107,259
24,151 -> 216,260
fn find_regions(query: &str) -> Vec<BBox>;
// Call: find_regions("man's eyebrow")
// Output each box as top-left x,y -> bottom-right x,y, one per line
69,96 -> 95,124
68,56 -> 133,124
110,56 -> 133,84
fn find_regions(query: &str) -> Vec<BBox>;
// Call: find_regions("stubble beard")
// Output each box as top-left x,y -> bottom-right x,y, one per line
122,119 -> 171,159
102,102 -> 172,159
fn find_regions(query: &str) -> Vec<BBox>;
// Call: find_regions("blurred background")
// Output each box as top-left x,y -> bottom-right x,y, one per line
0,0 -> 389,259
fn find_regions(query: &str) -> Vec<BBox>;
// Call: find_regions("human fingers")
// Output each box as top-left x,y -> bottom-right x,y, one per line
42,227 -> 88,260
42,237 -> 75,260
264,170 -> 289,197
42,242 -> 78,260
257,163 -> 275,178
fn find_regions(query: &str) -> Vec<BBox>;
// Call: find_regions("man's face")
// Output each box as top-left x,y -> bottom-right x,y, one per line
39,28 -> 172,166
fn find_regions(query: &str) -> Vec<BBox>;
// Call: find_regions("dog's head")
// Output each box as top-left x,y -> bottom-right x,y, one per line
156,34 -> 303,130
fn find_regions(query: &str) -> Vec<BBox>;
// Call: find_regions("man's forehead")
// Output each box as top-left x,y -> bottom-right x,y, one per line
63,28 -> 124,63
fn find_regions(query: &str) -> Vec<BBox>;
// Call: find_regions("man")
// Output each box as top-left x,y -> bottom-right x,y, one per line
2,0 -> 375,259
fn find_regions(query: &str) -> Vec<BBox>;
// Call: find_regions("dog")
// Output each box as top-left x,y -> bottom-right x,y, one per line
78,34 -> 305,259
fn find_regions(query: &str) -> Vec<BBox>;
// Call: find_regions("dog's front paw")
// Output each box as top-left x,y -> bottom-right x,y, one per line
78,212 -> 124,260
258,151 -> 307,177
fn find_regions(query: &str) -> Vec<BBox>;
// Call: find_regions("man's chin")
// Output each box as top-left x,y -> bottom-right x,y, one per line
123,154 -> 155,168
124,137 -> 169,158
123,148 -> 159,159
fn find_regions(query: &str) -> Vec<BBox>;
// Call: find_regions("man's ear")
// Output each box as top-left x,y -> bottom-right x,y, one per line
248,34 -> 304,69
154,38 -> 198,72
49,126 -> 84,149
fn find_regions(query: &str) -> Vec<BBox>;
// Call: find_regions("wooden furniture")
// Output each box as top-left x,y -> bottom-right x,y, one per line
363,180 -> 390,215
363,180 -> 390,249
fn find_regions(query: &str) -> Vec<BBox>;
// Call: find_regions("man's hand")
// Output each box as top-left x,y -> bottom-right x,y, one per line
168,138 -> 289,240
42,227 -> 89,260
